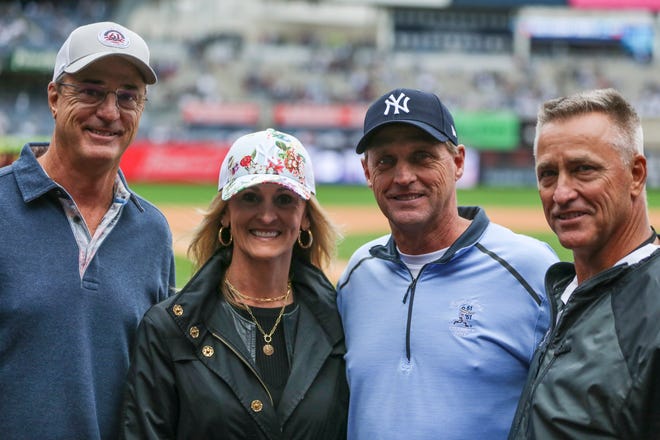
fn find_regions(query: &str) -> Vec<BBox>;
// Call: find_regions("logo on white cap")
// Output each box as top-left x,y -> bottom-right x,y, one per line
97,29 -> 130,49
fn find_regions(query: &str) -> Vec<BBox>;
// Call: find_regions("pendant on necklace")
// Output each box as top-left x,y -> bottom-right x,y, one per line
263,344 -> 274,356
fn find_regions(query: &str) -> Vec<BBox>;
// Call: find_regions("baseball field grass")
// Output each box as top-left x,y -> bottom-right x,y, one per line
131,183 -> 606,286
132,183 -> 564,207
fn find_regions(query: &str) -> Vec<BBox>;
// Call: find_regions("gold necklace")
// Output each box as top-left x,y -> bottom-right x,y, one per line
224,278 -> 292,356
225,278 -> 289,303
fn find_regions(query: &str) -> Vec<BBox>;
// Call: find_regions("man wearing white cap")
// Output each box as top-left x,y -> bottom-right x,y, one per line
0,22 -> 174,439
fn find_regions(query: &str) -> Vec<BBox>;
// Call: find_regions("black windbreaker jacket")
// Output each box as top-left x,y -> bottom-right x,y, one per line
121,251 -> 348,439
509,249 -> 660,439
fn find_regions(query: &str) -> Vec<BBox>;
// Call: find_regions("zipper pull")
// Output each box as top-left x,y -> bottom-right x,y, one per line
554,340 -> 572,357
402,278 -> 417,304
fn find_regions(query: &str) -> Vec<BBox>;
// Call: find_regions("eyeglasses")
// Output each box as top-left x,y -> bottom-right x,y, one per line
57,82 -> 147,111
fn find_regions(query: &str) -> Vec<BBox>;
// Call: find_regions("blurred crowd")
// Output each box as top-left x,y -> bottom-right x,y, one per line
0,0 -> 108,55
2,0 -> 660,146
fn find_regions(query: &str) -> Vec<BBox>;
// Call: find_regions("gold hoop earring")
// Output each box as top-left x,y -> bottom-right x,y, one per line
297,229 -> 313,249
218,226 -> 233,247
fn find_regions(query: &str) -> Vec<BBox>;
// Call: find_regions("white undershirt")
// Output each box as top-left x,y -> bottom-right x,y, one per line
560,243 -> 659,306
398,247 -> 449,279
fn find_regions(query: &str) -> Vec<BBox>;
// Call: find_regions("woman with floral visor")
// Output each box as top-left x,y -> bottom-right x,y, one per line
121,128 -> 348,439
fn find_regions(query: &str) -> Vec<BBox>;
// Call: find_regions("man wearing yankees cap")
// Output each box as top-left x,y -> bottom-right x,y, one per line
337,88 -> 558,439
0,22 -> 174,439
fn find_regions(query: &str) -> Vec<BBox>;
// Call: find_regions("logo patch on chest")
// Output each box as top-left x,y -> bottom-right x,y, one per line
449,300 -> 483,336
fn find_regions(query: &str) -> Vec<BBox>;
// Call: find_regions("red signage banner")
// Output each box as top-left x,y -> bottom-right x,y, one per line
273,104 -> 369,128
121,140 -> 230,183
181,101 -> 260,126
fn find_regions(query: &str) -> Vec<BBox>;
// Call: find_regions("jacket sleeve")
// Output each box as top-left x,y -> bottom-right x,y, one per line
621,344 -> 660,439
120,311 -> 179,440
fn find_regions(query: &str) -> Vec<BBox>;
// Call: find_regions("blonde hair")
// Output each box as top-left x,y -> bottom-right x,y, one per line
187,190 -> 340,272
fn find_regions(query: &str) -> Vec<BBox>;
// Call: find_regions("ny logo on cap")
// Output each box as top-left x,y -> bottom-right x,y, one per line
383,92 -> 410,116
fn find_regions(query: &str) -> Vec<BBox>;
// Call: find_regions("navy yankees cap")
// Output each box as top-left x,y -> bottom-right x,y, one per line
356,88 -> 458,153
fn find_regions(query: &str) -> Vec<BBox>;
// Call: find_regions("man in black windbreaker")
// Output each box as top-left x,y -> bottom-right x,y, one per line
508,88 -> 660,439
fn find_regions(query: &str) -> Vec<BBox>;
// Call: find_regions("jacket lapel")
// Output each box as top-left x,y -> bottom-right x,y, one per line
276,300 -> 332,423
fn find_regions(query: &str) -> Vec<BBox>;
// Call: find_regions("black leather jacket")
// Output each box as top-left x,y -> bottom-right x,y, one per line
121,251 -> 348,439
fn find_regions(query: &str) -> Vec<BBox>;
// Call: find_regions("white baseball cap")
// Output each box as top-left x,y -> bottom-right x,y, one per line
218,128 -> 316,201
53,21 -> 157,84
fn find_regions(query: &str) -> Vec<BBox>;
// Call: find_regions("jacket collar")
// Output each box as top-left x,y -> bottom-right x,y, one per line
13,143 -> 144,211
544,257 -> 647,310
369,205 -> 490,263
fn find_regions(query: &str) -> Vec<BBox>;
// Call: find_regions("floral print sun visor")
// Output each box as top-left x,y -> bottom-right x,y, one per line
218,128 -> 316,201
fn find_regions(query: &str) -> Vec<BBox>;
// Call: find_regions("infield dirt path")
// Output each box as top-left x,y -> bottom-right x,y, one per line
163,204 -> 660,254
162,205 -> 554,256
161,206 -> 549,254
162,205 -> 551,281
162,205 -> 660,281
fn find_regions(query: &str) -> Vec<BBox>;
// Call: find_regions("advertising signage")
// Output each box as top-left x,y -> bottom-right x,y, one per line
454,111 -> 520,151
452,0 -> 566,5
517,11 -> 654,60
569,0 -> 660,10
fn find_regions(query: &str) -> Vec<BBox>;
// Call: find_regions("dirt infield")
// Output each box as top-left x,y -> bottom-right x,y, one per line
163,204 -> 660,251
162,204 -> 660,281
161,205 -> 554,255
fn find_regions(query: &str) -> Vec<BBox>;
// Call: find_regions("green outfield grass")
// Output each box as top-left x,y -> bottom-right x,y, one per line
336,232 -> 572,262
131,183 -> 379,207
175,255 -> 195,287
132,183 -> 660,208
134,183 -> 533,207
173,231 -> 573,287
135,183 -> 646,285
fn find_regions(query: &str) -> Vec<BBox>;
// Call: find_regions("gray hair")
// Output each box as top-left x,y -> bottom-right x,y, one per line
533,88 -> 644,165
